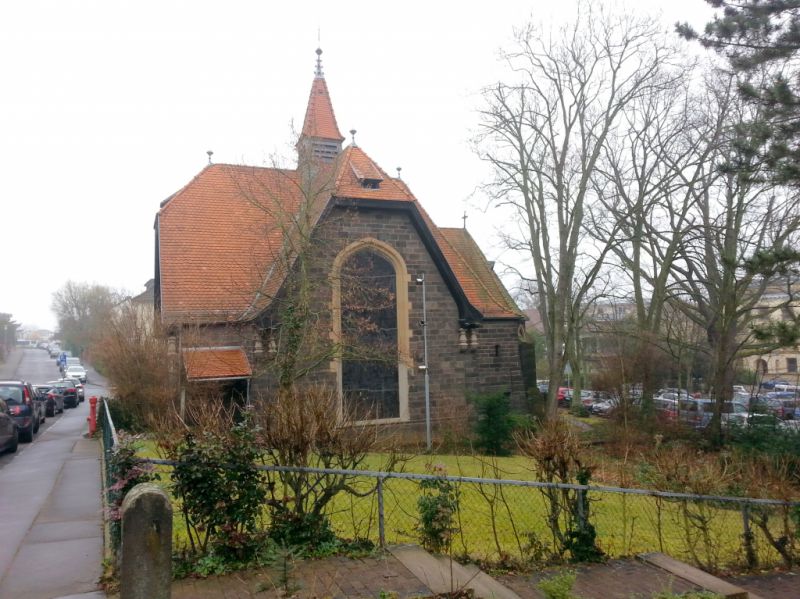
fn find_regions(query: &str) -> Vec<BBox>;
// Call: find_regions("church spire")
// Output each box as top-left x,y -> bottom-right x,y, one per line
299,47 -> 344,163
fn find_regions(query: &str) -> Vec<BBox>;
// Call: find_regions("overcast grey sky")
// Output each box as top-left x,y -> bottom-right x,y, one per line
0,0 -> 713,331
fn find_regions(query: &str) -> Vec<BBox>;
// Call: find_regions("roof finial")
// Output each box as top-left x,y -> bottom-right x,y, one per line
315,47 -> 324,78
462,210 -> 468,229
207,150 -> 214,165
350,129 -> 357,146
396,167 -> 402,179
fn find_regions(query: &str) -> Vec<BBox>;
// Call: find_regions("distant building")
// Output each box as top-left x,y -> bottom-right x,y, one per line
129,279 -> 155,332
741,283 -> 800,382
580,300 -> 638,358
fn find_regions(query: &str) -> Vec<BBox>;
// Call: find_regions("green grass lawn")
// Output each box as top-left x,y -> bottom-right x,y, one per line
132,441 -> 792,571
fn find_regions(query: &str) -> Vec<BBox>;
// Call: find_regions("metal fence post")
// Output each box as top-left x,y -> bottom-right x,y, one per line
741,501 -> 757,569
576,487 -> 587,531
377,477 -> 386,548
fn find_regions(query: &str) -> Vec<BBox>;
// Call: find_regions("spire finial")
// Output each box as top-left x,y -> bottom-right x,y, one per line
350,129 -> 357,146
396,167 -> 402,179
315,47 -> 324,78
207,150 -> 214,165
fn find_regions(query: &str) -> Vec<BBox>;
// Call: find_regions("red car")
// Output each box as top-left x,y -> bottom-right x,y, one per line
557,387 -> 573,407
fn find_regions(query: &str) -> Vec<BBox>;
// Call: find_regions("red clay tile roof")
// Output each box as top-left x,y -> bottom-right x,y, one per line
158,154 -> 521,322
158,164 -> 304,322
438,228 -> 523,319
183,347 -> 252,380
333,146 -> 415,201
302,77 -> 345,142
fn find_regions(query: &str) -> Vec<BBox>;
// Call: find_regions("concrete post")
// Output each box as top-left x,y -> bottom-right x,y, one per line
120,483 -> 172,599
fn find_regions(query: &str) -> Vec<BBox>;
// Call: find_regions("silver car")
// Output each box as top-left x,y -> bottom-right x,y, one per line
64,365 -> 87,383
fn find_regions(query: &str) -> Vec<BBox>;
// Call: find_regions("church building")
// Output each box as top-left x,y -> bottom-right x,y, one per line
154,49 -> 527,440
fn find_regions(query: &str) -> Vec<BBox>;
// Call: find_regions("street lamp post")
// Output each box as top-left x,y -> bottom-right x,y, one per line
416,274 -> 432,451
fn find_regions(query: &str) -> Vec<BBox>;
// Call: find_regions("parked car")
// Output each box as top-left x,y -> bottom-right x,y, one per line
765,392 -> 799,419
581,390 -> 612,408
62,377 -> 85,402
589,394 -> 637,416
46,380 -> 79,409
748,396 -> 785,419
0,398 -> 19,454
760,379 -> 792,390
0,380 -> 40,442
657,388 -> 691,400
34,384 -> 64,417
590,398 -> 618,416
721,401 -> 750,427
676,399 -> 750,429
557,387 -> 572,407
745,413 -> 786,429
64,364 -> 87,383
676,398 -> 709,428
32,386 -> 48,425
654,396 -> 679,422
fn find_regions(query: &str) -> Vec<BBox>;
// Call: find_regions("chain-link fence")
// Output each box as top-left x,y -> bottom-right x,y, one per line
99,399 -> 800,571
231,465 -> 798,571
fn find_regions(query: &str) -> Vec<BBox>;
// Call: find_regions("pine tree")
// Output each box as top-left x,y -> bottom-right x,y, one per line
677,1 -> 800,185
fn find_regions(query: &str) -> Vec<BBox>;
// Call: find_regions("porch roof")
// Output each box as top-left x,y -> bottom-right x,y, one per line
182,347 -> 252,381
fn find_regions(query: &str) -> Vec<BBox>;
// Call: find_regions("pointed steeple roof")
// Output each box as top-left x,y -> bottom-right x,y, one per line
301,48 -> 345,143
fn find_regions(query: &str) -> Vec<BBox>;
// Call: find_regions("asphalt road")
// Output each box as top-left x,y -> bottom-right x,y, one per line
0,348 -> 108,470
0,348 -> 107,599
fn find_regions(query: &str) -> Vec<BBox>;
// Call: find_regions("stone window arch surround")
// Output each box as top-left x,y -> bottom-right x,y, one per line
330,238 -> 412,424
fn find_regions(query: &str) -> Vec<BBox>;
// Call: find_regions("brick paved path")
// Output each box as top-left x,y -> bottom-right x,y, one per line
724,570 -> 800,599
172,554 -> 433,598
167,553 -> 799,599
499,560 -> 702,599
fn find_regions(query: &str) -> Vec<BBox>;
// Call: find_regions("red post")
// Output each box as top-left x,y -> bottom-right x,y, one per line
88,396 -> 98,435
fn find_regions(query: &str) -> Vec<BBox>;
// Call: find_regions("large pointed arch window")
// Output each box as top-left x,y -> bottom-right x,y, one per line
333,239 -> 410,423
340,248 -> 400,420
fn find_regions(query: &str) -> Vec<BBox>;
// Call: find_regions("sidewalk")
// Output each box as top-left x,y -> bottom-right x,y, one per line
0,376 -> 105,598
0,346 -> 24,378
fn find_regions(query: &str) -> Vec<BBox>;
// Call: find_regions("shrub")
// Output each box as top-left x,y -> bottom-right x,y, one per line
93,305 -> 173,432
727,424 -> 800,470
417,463 -> 460,553
106,432 -> 159,551
252,385 -> 399,549
569,402 -> 590,418
517,421 -> 603,562
469,391 -> 515,456
170,415 -> 267,561
101,397 -> 146,434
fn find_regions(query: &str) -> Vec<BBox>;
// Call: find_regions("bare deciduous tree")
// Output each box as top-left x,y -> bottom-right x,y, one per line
51,280 -> 122,357
667,75 -> 800,440
477,5 -> 679,418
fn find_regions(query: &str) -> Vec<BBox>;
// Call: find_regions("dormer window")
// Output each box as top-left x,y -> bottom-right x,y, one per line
361,178 -> 381,189
351,161 -> 383,190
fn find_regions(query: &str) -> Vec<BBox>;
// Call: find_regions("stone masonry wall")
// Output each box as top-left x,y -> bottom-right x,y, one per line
249,204 -> 525,442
